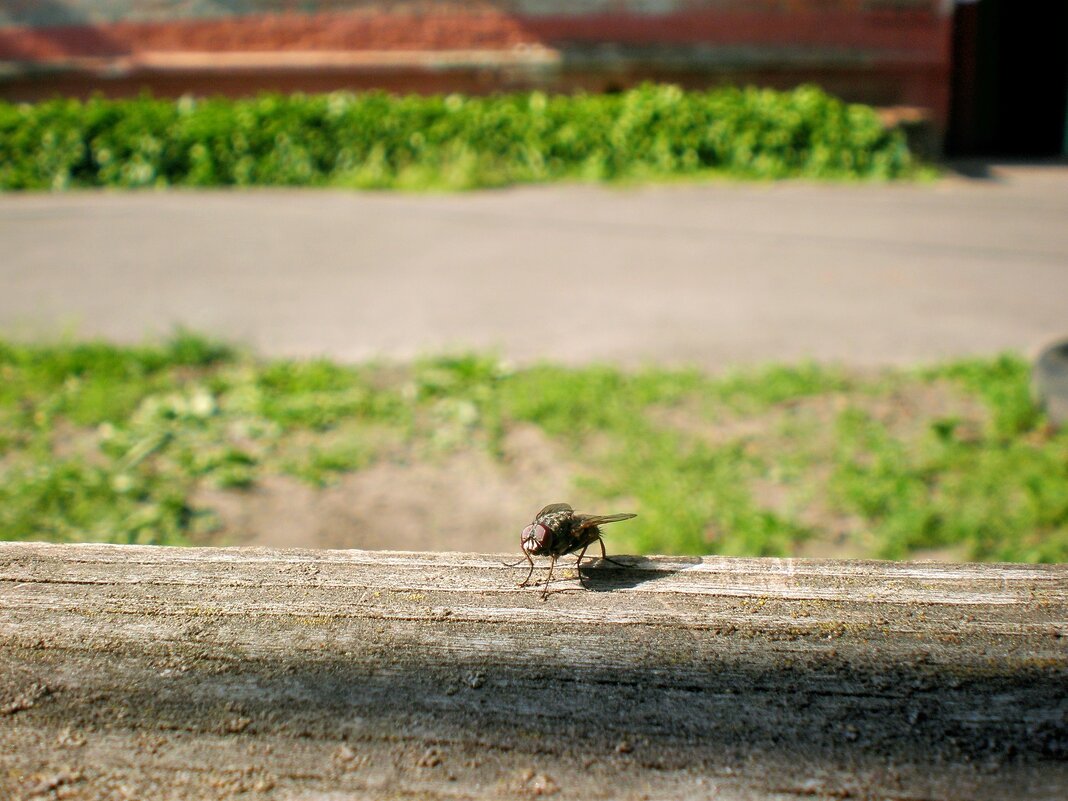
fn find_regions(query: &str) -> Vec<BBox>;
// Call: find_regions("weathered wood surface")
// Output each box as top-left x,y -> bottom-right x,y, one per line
1,542 -> 1065,801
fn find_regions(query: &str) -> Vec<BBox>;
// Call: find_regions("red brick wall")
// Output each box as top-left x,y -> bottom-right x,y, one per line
0,1 -> 953,127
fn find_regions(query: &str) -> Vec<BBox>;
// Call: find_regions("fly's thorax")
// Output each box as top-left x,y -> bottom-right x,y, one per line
537,509 -> 574,532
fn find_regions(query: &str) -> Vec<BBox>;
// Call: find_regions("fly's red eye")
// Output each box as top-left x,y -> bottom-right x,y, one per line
522,522 -> 550,552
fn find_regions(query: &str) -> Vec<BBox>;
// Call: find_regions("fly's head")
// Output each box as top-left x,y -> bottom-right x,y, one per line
521,521 -> 552,555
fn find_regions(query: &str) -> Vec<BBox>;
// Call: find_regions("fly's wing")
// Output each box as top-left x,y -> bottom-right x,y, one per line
562,512 -> 637,555
535,502 -> 574,519
573,512 -> 636,530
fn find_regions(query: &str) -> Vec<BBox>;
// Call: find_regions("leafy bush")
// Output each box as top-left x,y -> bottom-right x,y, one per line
0,85 -> 918,190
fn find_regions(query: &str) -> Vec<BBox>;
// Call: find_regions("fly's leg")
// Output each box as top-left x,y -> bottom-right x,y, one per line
574,544 -> 591,589
596,536 -> 629,568
517,551 -> 536,588
540,555 -> 558,600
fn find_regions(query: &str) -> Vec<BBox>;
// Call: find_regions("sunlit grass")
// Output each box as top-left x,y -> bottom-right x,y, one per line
1,335 -> 1064,561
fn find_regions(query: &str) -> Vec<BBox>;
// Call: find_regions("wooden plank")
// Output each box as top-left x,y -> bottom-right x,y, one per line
1,542 -> 1065,800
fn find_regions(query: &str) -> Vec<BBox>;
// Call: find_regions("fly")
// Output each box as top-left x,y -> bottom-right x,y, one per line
514,502 -> 636,599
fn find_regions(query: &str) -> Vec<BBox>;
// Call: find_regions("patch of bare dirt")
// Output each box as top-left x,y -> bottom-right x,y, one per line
184,380 -> 988,557
193,423 -> 576,554
49,419 -> 109,464
649,379 -> 986,449
851,379 -> 988,444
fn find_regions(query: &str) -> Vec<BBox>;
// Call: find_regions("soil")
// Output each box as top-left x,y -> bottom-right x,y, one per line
194,423 -> 575,555
191,381 -> 988,559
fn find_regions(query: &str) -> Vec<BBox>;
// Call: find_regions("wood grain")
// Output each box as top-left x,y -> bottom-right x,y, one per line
1,542 -> 1065,800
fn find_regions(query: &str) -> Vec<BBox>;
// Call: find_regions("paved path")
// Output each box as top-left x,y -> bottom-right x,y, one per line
2,165 -> 1066,369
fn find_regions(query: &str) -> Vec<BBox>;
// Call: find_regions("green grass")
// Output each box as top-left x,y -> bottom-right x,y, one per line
1,335 -> 1065,562
0,84 -> 922,191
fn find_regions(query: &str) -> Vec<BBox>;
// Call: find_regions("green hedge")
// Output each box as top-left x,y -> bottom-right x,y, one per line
0,84 -> 917,190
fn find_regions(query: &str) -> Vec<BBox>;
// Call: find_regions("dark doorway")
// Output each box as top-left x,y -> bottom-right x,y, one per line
947,0 -> 1068,156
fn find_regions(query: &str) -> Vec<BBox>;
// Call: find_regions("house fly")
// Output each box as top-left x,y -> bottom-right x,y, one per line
514,502 -> 636,599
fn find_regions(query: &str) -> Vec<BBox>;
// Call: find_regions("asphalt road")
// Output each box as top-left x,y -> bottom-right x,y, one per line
2,164 -> 1066,369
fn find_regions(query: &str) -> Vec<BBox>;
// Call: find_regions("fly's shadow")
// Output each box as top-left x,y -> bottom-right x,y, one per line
577,555 -> 702,592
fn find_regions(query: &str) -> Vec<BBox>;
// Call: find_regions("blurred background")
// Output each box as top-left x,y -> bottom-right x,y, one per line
2,0 -> 1067,157
1,0 -> 1066,561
